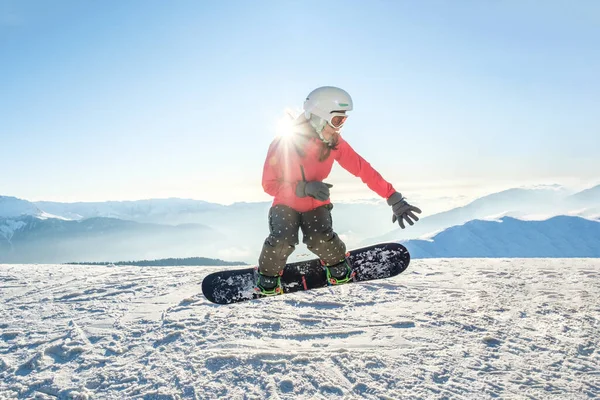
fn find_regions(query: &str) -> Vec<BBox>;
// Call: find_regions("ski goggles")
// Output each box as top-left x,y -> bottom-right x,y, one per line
328,113 -> 348,128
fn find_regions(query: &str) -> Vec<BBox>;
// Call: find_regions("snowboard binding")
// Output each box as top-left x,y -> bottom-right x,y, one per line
321,252 -> 356,286
254,268 -> 283,296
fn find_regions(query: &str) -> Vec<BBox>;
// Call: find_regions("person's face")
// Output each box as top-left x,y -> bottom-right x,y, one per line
321,111 -> 347,143
321,123 -> 340,143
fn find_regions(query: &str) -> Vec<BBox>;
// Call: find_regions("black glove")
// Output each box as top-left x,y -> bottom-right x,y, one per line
387,192 -> 422,229
296,181 -> 333,201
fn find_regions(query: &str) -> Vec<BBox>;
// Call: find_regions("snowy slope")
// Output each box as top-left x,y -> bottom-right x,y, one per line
403,216 -> 600,258
0,219 -> 26,242
0,197 -> 43,218
0,259 -> 598,399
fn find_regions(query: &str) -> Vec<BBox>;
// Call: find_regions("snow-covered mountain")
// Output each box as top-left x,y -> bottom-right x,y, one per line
33,198 -> 226,223
31,198 -> 393,242
362,184 -> 600,245
568,184 -> 600,205
1,184 -> 599,263
403,215 -> 600,258
0,196 -> 44,218
0,215 -> 226,264
0,197 -> 393,264
564,184 -> 600,219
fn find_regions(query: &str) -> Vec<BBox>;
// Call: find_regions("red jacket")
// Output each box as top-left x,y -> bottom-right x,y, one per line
262,118 -> 396,212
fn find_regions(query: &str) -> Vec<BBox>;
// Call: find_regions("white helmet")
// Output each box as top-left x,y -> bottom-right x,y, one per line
303,86 -> 353,136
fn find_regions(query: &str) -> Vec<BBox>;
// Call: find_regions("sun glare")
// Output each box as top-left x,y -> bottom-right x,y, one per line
275,109 -> 296,138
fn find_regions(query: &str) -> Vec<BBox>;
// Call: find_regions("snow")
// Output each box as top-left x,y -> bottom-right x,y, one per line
33,199 -> 222,222
37,212 -> 71,221
1,259 -> 598,399
0,220 -> 26,242
0,197 -> 42,219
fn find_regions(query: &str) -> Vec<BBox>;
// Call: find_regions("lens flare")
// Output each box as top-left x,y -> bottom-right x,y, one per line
274,108 -> 297,138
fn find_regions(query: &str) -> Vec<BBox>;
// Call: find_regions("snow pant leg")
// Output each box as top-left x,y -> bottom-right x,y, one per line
258,205 -> 301,276
300,204 -> 347,266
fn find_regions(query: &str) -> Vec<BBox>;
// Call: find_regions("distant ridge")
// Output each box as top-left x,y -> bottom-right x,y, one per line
2,184 -> 600,263
403,216 -> 600,258
66,256 -> 249,267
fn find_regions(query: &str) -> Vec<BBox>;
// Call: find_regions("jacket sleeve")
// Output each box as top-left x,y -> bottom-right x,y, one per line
335,137 -> 396,199
262,138 -> 297,199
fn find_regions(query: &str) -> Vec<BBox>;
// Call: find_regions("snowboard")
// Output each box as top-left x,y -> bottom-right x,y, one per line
201,242 -> 410,305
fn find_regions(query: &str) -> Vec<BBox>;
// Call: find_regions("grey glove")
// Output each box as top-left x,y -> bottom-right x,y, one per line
296,181 -> 333,201
387,192 -> 422,229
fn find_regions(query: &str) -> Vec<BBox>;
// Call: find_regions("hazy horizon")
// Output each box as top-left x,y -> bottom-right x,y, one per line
3,179 -> 598,219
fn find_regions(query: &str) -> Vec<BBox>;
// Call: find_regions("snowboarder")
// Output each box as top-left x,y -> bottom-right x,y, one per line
256,86 -> 421,295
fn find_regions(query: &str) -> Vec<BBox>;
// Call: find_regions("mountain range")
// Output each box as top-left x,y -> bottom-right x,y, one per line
0,184 -> 598,263
404,215 -> 600,258
361,184 -> 600,245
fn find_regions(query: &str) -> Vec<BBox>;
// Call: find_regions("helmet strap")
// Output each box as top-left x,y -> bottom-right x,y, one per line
307,114 -> 330,142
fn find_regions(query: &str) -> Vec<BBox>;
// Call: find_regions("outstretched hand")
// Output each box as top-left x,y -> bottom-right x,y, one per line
387,192 -> 422,229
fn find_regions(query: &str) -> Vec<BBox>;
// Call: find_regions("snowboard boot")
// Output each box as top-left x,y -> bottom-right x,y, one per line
254,269 -> 283,296
322,253 -> 355,286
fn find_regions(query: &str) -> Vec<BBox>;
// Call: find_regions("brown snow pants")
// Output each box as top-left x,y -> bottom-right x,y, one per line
258,204 -> 347,276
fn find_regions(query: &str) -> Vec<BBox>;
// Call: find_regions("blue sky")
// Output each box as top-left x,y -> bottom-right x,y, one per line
1,0 -> 599,208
